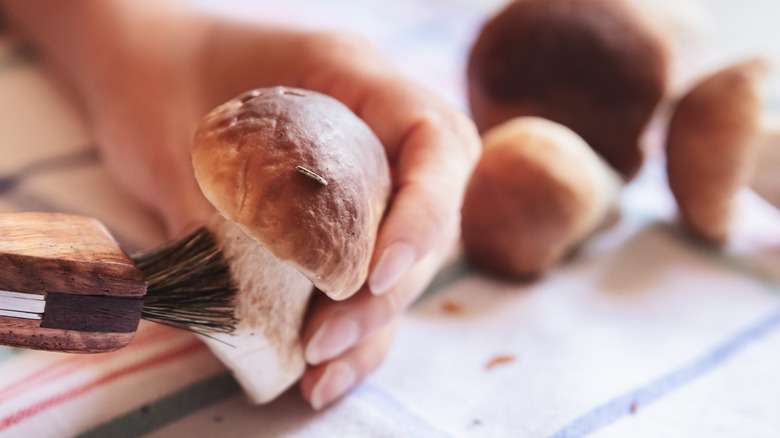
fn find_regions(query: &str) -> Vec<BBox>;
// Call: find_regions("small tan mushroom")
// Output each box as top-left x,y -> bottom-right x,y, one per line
666,59 -> 769,244
467,0 -> 670,180
461,117 -> 622,278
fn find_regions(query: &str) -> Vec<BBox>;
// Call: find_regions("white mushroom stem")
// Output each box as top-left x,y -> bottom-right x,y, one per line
749,112 -> 780,209
200,213 -> 314,404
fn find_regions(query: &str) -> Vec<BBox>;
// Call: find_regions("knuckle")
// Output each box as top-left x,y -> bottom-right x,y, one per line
440,109 -> 482,166
416,105 -> 483,169
402,181 -> 451,231
380,286 -> 407,318
420,192 -> 451,232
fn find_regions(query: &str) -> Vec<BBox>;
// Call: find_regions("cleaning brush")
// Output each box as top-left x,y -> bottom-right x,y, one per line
0,211 -> 238,352
133,226 -> 237,335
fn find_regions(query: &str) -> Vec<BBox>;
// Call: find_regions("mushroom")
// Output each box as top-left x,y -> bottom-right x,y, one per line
461,117 -> 622,278
191,86 -> 391,403
467,0 -> 670,180
665,59 -> 770,244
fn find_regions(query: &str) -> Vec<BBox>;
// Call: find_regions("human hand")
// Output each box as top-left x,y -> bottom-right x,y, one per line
48,8 -> 480,409
200,25 -> 480,409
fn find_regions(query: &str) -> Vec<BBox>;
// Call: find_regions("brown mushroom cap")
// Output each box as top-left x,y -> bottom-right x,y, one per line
461,117 -> 621,278
467,0 -> 669,180
666,59 -> 768,244
192,86 -> 391,300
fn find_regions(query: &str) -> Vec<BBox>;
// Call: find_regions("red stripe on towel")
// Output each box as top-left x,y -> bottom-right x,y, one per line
0,324 -> 185,404
0,339 -> 206,432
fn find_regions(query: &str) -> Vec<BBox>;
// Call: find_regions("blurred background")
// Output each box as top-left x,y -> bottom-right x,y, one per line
192,0 -> 780,110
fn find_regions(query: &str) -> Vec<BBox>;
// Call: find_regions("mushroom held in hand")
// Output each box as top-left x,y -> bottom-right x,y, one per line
461,117 -> 622,278
192,86 -> 391,403
467,0 -> 669,180
666,59 -> 768,244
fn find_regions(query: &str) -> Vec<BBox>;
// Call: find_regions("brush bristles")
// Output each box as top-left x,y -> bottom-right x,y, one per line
132,227 -> 238,335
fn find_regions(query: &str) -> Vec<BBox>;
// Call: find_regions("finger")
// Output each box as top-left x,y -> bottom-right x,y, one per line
367,107 -> 479,295
302,221 -> 456,366
300,318 -> 399,410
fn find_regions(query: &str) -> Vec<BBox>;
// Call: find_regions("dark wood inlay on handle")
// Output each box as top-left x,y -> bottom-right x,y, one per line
41,292 -> 143,333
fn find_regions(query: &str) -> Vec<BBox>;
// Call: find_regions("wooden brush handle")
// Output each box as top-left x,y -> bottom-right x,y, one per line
0,212 -> 147,353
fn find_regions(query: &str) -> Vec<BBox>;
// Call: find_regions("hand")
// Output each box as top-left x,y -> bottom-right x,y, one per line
198,25 -> 480,409
11,4 -> 480,409
116,19 -> 480,409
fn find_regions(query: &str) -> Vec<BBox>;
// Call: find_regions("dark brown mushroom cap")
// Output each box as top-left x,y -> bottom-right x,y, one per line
467,0 -> 669,180
666,59 -> 768,244
192,86 -> 391,300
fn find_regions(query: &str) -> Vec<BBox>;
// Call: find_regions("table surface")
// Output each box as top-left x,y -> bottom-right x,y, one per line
1,1 -> 780,437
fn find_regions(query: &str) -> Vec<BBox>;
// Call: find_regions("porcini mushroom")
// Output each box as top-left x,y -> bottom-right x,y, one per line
191,86 -> 391,403
461,117 -> 622,278
467,0 -> 670,180
666,59 -> 769,244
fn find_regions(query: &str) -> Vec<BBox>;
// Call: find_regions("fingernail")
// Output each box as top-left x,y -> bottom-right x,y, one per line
310,362 -> 357,410
305,318 -> 360,365
369,241 -> 416,295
